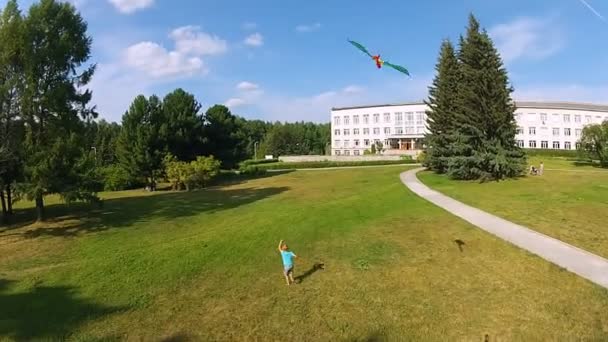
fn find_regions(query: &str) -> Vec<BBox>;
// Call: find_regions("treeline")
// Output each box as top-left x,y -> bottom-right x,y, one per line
0,0 -> 329,223
88,90 -> 330,191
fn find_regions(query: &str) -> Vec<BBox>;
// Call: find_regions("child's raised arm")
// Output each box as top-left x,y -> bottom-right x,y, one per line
278,239 -> 284,252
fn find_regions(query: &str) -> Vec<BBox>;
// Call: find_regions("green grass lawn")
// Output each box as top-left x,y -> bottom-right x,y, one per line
419,157 -> 608,259
2,166 -> 608,340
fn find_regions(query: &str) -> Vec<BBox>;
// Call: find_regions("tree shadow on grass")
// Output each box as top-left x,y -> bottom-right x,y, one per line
1,186 -> 289,240
0,279 -> 125,341
572,160 -> 607,169
211,170 -> 295,187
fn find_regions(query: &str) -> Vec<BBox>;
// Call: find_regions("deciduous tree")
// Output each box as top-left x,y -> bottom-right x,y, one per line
579,121 -> 608,167
20,0 -> 98,221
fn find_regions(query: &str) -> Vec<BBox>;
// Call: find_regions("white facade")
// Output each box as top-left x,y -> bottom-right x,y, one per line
331,102 -> 428,156
330,101 -> 608,156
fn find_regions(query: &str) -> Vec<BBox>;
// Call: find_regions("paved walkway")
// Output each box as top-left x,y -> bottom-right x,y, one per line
400,168 -> 608,289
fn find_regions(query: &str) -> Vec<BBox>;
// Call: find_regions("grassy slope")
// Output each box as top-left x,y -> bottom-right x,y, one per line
1,166 -> 607,341
419,157 -> 608,259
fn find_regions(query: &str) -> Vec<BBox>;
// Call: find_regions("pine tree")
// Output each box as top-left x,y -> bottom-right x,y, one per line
159,88 -> 204,161
202,105 -> 241,169
424,39 -> 460,173
117,95 -> 164,190
448,14 -> 526,181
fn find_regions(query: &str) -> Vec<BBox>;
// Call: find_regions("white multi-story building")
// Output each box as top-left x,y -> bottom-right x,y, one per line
330,101 -> 608,156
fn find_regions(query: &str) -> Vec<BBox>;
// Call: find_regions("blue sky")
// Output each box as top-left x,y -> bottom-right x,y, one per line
4,0 -> 608,122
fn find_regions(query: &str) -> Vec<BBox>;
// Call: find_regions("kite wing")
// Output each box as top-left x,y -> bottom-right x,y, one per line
348,39 -> 373,58
384,61 -> 411,76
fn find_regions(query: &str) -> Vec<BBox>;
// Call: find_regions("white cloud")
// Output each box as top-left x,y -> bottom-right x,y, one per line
251,77 -> 431,122
124,42 -> 205,78
343,85 -> 364,94
242,22 -> 257,30
87,62 -> 156,122
108,0 -> 154,13
489,17 -> 564,63
123,26 -> 226,79
244,33 -> 264,47
225,98 -> 246,108
237,81 -> 260,91
169,26 -> 228,56
84,25 -> 228,121
296,23 -> 321,33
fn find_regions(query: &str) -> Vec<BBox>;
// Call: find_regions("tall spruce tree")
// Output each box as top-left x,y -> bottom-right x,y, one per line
449,14 -> 526,180
424,39 -> 460,173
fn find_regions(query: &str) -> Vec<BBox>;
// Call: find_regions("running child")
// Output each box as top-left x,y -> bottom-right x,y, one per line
278,239 -> 297,285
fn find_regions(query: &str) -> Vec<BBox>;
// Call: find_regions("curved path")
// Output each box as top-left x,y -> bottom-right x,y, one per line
401,168 -> 608,290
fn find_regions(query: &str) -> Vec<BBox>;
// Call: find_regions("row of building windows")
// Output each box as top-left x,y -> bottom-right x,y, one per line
333,112 -> 426,126
517,140 -> 579,150
336,112 -> 606,127
334,139 -> 388,148
335,150 -> 362,156
517,127 -> 582,137
334,127 -> 425,136
516,113 -> 604,124
336,139 -> 579,149
335,140 -> 579,153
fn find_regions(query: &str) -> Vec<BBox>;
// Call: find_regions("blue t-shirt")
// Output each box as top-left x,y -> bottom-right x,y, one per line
281,251 -> 295,267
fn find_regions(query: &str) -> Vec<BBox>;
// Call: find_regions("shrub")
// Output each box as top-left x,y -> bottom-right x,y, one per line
523,148 -> 583,159
239,158 -> 279,168
259,159 -> 416,170
164,154 -> 221,191
190,156 -> 222,188
416,151 -> 427,164
101,165 -> 135,191
400,155 -> 414,161
239,165 -> 268,176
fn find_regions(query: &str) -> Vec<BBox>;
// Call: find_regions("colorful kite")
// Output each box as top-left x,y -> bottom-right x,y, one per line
348,39 -> 410,77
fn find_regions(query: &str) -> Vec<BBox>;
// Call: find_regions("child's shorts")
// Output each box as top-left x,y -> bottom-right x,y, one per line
283,266 -> 293,276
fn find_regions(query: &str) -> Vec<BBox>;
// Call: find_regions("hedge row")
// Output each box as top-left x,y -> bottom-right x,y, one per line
523,148 -> 582,158
259,159 -> 417,170
239,158 -> 280,167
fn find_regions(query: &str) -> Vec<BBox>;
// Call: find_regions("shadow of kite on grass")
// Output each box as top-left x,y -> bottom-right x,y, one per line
295,262 -> 325,284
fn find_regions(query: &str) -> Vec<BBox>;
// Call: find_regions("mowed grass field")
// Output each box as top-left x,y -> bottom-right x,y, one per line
2,166 -> 608,341
419,157 -> 608,259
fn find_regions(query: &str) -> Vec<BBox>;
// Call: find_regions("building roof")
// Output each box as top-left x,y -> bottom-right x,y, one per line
331,101 -> 608,113
514,101 -> 608,113
331,102 -> 425,111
